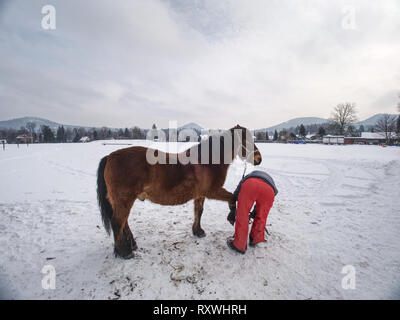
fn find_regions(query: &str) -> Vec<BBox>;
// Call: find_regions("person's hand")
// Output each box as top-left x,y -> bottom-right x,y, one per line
227,210 -> 236,226
227,204 -> 236,226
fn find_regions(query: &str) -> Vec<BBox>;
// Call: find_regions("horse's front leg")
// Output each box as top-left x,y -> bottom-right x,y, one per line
206,187 -> 235,208
193,197 -> 206,237
206,187 -> 237,221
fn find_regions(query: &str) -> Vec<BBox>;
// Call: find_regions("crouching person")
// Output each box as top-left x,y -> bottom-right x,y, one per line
227,170 -> 278,254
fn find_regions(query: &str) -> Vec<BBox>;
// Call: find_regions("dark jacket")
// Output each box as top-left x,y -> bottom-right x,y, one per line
233,170 -> 278,201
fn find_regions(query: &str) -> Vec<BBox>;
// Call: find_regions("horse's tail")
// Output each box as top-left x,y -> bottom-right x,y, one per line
97,156 -> 113,235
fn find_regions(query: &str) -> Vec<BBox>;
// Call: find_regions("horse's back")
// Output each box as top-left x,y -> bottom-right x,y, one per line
104,146 -> 198,205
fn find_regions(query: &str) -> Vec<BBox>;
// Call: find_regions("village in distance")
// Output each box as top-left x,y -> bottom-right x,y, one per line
1,103 -> 400,147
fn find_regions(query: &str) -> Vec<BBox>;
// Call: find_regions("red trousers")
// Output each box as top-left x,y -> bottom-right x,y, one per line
233,178 -> 275,252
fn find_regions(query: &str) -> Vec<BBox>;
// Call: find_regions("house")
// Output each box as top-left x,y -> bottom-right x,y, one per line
361,132 -> 385,139
79,136 -> 90,143
322,132 -> 396,145
306,133 -> 320,140
16,134 -> 34,144
322,135 -> 344,145
357,132 -> 395,144
344,137 -> 356,145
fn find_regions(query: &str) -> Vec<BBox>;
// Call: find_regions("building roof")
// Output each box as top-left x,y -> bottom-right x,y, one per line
323,135 -> 344,138
79,136 -> 90,142
361,132 -> 390,139
16,134 -> 33,139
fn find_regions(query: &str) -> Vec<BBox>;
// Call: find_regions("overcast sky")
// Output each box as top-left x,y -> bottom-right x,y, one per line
0,0 -> 399,129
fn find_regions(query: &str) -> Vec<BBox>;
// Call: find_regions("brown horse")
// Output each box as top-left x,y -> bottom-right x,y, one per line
97,125 -> 262,258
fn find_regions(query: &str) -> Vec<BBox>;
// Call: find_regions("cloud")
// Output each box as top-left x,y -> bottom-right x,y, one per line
0,0 -> 399,129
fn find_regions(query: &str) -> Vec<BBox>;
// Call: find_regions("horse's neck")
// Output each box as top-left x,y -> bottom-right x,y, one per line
195,130 -> 239,165
221,130 -> 238,163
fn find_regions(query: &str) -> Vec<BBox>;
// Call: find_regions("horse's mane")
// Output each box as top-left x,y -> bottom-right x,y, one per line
188,129 -> 236,164
198,129 -> 228,147
183,125 -> 251,164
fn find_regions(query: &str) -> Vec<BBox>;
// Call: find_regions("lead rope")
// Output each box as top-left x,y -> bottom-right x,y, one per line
242,160 -> 247,179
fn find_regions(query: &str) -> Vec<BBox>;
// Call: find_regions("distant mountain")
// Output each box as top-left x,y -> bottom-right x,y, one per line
178,122 -> 203,131
0,117 -> 63,131
0,117 -> 103,132
254,117 -> 328,133
353,113 -> 398,128
157,122 -> 203,133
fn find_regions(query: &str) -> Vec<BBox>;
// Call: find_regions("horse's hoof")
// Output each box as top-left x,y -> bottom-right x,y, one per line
114,251 -> 134,259
114,246 -> 135,259
130,238 -> 138,251
122,252 -> 135,259
193,228 -> 206,238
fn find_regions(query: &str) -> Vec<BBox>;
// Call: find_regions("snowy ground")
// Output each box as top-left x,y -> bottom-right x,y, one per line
0,140 -> 399,300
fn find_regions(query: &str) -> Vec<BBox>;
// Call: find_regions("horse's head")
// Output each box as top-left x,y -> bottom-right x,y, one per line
230,124 -> 262,166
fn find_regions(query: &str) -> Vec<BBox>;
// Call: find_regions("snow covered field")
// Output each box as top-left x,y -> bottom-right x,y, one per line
0,141 -> 399,299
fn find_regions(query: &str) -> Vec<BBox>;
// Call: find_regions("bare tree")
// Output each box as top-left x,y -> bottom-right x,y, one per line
26,122 -> 36,135
397,93 -> 400,113
396,94 -> 400,140
299,124 -> 306,137
255,131 -> 266,141
131,126 -> 143,139
330,102 -> 358,135
375,114 -> 396,143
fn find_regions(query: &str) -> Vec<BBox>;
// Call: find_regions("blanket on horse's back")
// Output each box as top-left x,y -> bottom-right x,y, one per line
233,170 -> 278,202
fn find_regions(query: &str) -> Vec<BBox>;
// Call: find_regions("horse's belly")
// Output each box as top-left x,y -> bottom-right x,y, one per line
142,190 -> 194,206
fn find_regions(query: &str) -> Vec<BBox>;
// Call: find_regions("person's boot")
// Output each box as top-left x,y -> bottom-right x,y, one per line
226,237 -> 246,254
249,236 -> 256,247
249,235 -> 267,247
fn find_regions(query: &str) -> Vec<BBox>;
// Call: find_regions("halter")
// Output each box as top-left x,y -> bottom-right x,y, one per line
242,145 -> 256,178
233,129 -> 255,179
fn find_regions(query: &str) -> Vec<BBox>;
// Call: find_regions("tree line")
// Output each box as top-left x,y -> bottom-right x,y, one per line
0,123 -> 146,144
0,122 -> 204,144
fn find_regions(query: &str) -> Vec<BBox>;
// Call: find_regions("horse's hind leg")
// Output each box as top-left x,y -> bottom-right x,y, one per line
111,198 -> 137,259
192,197 -> 206,238
122,223 -> 138,251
